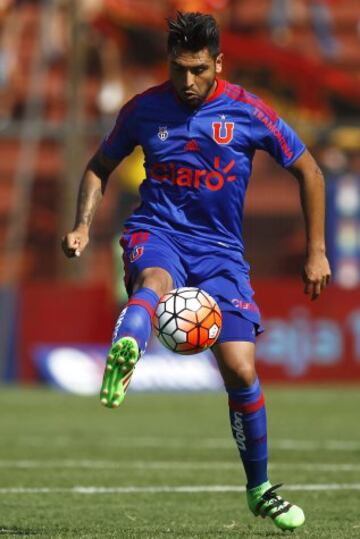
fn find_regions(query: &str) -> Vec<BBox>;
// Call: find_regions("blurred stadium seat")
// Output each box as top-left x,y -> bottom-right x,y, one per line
0,0 -> 358,383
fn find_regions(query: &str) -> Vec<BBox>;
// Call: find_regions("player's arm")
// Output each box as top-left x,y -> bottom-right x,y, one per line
288,149 -> 331,300
61,150 -> 119,258
62,93 -> 139,258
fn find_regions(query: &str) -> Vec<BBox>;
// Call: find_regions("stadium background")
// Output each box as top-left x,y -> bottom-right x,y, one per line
0,2 -> 360,538
0,0 -> 359,388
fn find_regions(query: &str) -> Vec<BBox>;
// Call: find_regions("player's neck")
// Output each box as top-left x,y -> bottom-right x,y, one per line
171,78 -> 221,110
206,79 -> 218,101
188,79 -> 219,110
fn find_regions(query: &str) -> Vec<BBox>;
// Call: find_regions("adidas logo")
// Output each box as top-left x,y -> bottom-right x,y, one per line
184,139 -> 200,152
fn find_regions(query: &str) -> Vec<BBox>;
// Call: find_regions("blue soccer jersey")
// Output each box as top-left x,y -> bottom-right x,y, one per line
101,79 -> 305,254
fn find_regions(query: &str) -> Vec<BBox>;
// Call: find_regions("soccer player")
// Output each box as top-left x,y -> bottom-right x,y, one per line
62,12 -> 331,531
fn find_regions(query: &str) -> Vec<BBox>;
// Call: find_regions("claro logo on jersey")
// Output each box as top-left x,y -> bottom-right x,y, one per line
150,156 -> 237,192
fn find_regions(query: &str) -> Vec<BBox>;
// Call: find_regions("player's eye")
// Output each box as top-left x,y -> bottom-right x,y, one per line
172,64 -> 185,72
193,67 -> 206,75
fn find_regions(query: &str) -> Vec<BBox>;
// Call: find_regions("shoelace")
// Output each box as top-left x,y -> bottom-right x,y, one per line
255,483 -> 292,518
262,483 -> 286,507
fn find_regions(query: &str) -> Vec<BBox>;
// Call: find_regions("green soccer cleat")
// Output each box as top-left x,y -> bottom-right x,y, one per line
247,481 -> 305,531
100,337 -> 140,409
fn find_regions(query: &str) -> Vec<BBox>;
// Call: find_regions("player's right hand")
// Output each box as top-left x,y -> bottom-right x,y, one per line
61,226 -> 89,258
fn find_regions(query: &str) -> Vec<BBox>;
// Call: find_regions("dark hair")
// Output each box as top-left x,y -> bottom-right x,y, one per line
167,12 -> 220,57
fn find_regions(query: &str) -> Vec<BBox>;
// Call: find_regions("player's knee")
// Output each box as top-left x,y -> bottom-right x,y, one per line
134,267 -> 173,297
214,341 -> 257,388
225,362 -> 257,388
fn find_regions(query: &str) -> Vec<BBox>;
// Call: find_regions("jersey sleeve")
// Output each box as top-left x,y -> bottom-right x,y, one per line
250,102 -> 306,168
100,96 -> 139,161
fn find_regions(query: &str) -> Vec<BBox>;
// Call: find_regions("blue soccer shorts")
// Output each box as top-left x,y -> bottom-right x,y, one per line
120,228 -> 263,343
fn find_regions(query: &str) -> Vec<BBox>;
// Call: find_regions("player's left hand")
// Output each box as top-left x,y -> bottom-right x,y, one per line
302,252 -> 331,301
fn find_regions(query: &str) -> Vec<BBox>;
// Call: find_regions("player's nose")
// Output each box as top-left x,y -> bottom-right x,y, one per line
183,70 -> 195,89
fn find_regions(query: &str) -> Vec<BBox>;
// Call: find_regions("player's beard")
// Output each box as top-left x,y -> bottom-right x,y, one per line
180,80 -> 216,108
180,92 -> 202,108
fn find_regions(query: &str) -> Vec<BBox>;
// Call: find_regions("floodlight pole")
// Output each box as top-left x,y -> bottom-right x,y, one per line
59,0 -> 86,279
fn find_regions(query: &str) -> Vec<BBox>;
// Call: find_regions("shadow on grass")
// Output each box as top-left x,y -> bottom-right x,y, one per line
0,528 -> 39,536
118,526 -> 285,538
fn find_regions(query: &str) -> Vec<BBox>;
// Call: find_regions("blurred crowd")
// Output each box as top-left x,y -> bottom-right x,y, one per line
1,0 -> 360,125
0,0 -> 359,285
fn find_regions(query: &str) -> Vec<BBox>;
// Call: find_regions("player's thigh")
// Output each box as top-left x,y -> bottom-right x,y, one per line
133,267 -> 173,297
121,229 -> 186,296
187,252 -> 263,337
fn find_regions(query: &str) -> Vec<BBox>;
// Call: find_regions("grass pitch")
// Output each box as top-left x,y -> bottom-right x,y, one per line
0,386 -> 359,538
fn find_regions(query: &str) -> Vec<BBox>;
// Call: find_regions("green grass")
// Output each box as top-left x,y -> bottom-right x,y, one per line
0,386 -> 359,538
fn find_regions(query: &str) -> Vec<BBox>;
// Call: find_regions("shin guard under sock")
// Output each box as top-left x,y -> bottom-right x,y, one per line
227,378 -> 268,489
112,287 -> 159,355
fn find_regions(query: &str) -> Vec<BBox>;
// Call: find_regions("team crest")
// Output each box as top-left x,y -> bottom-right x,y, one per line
212,116 -> 234,145
130,245 -> 144,262
158,126 -> 168,141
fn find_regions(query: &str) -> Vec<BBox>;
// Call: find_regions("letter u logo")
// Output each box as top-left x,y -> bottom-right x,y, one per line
212,122 -> 234,144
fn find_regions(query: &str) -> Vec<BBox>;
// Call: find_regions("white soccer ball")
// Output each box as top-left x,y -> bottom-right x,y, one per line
153,287 -> 222,354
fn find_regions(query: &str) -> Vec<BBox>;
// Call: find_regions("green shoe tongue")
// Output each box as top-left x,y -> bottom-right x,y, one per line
247,480 -> 272,498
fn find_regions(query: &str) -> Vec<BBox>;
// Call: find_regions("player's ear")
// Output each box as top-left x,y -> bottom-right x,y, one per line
215,53 -> 223,74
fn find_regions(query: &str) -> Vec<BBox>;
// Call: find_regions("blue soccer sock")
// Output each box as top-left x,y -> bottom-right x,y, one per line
227,378 -> 268,489
112,287 -> 159,355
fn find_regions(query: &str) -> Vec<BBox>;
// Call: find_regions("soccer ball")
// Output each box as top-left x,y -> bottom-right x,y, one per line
153,287 -> 222,354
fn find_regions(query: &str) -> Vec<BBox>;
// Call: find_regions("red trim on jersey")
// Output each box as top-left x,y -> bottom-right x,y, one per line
127,298 -> 155,317
170,78 -> 225,106
228,393 -> 265,414
205,78 -> 225,102
119,236 -> 130,289
129,231 -> 149,247
224,81 -> 278,122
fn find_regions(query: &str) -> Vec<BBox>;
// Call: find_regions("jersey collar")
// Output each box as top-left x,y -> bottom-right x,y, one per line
170,78 -> 225,109
205,78 -> 225,103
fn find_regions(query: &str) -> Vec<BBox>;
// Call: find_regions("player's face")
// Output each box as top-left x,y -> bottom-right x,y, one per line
169,48 -> 223,108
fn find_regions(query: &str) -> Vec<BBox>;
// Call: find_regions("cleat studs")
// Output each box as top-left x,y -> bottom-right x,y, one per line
100,338 -> 138,409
